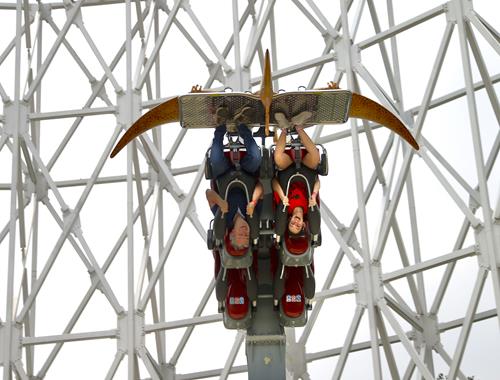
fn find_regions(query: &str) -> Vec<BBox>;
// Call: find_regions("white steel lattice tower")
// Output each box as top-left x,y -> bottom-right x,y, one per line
0,0 -> 499,379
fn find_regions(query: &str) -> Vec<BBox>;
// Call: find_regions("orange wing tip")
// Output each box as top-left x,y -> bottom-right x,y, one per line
110,97 -> 180,158
348,93 -> 419,150
260,49 -> 273,138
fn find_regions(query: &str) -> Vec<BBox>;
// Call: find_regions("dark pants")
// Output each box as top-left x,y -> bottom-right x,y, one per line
210,124 -> 261,178
210,124 -> 261,241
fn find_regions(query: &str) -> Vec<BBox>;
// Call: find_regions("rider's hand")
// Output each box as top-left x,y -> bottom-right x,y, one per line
327,81 -> 338,89
309,191 -> 318,207
190,84 -> 203,93
246,201 -> 256,217
282,196 -> 289,207
308,197 -> 317,208
220,200 -> 229,214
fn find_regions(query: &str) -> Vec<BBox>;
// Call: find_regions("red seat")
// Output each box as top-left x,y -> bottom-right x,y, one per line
224,149 -> 247,168
281,267 -> 305,318
284,230 -> 309,255
284,147 -> 306,161
225,269 -> 249,320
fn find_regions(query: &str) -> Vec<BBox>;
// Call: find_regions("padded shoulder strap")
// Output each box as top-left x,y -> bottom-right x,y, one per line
216,170 -> 256,201
277,165 -> 317,196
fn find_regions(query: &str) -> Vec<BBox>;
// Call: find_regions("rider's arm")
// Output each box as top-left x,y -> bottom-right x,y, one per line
310,178 -> 320,206
206,189 -> 228,214
312,178 -> 320,198
247,182 -> 263,216
251,182 -> 263,203
272,178 -> 288,205
273,129 -> 293,170
296,127 -> 320,170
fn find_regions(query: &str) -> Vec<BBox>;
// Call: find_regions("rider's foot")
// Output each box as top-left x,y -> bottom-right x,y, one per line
226,123 -> 237,133
291,111 -> 312,127
234,106 -> 255,125
274,112 -> 290,129
215,106 -> 230,125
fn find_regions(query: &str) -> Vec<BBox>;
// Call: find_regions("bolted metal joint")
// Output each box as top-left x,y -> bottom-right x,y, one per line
179,0 -> 191,12
33,171 -> 49,204
38,3 -> 53,22
161,363 -> 176,380
414,313 -> 440,350
89,78 -> 111,105
285,339 -> 307,379
353,264 -> 366,306
445,0 -> 473,24
117,313 -> 128,352
474,225 -> 493,270
88,268 -> 105,294
4,100 -> 29,136
340,225 -> 361,252
0,322 -> 23,365
468,192 -> 480,212
116,91 -> 141,126
135,312 -> 146,349
370,261 -> 384,301
64,0 -> 84,29
116,311 -> 147,353
207,60 -> 225,86
157,0 -> 168,12
63,208 -> 82,237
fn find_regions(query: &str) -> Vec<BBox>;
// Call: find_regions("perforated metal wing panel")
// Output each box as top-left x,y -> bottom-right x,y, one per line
270,90 -> 352,125
179,90 -> 352,128
179,93 -> 264,128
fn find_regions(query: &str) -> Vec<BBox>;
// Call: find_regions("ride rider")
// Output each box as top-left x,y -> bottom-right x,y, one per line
272,111 -> 320,237
205,106 -> 263,249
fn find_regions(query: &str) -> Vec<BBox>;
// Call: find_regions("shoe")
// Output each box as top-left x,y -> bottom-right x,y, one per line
233,106 -> 255,125
291,111 -> 312,126
215,106 -> 229,125
274,112 -> 290,129
226,123 -> 237,133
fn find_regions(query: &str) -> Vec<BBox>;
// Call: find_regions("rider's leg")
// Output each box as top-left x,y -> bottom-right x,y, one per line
273,124 -> 293,170
237,123 -> 262,174
210,125 -> 232,178
296,128 -> 320,170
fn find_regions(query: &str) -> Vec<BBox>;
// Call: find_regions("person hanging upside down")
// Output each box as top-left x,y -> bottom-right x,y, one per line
272,111 -> 321,236
206,105 -> 263,249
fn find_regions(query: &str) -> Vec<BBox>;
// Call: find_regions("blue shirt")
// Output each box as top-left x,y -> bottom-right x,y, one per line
211,187 -> 248,229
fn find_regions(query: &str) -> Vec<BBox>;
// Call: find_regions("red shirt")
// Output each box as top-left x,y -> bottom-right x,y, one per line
274,180 -> 308,215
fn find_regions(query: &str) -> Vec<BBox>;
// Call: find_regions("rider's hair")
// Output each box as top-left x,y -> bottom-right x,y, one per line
229,228 -> 249,249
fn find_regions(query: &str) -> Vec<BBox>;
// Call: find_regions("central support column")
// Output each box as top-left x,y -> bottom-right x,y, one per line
246,239 -> 286,380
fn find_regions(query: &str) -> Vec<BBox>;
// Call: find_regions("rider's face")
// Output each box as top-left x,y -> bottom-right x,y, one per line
232,216 -> 250,247
288,207 -> 304,234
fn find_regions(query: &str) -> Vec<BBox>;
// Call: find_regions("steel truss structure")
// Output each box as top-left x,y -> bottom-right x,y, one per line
0,0 -> 499,379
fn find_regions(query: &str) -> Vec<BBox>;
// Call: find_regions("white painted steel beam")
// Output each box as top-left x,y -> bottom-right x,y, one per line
0,1 -> 498,379
455,0 -> 500,328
